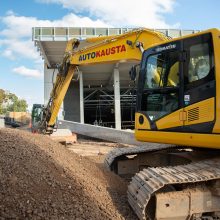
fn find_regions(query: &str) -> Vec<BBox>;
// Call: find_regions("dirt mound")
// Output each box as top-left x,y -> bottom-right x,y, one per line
0,128 -> 136,219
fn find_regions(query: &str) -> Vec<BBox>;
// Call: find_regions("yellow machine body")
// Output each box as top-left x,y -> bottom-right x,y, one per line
135,28 -> 220,149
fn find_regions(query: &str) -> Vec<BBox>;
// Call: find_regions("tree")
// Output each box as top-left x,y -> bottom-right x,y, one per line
0,89 -> 6,114
0,89 -> 6,104
0,89 -> 28,114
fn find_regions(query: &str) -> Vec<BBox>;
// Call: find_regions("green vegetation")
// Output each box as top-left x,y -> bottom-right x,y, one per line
0,89 -> 28,114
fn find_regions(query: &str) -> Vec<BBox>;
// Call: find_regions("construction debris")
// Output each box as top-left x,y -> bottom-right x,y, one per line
50,129 -> 77,145
0,128 -> 136,219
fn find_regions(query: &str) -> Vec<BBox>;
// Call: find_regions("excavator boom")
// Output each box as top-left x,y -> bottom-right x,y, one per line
35,28 -> 169,133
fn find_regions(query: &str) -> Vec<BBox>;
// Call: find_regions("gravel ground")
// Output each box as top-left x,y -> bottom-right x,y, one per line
0,128 -> 137,220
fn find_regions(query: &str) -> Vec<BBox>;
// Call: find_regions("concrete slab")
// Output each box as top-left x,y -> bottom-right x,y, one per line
58,120 -> 146,146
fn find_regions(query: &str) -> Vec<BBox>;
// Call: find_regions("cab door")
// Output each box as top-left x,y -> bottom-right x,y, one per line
136,41 -> 185,131
182,33 -> 216,133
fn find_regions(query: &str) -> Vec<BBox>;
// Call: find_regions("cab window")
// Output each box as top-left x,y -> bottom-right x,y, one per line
184,33 -> 214,87
144,51 -> 179,89
140,50 -> 180,121
188,43 -> 211,82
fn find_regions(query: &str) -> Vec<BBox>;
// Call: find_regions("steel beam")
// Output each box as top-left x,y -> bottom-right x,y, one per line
79,71 -> 84,123
114,67 -> 121,130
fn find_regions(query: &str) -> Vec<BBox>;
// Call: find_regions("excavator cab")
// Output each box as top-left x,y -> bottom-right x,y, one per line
135,29 -> 220,148
31,104 -> 44,133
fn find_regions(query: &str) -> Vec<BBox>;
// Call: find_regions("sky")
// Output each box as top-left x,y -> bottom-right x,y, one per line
0,0 -> 219,110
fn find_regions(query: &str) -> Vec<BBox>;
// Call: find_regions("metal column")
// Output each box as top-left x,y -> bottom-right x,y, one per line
79,71 -> 84,123
114,67 -> 121,130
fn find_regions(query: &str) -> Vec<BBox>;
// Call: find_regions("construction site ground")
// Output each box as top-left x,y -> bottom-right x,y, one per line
0,128 -> 137,220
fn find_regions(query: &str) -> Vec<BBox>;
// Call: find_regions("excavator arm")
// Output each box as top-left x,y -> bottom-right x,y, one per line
37,28 -> 169,134
36,39 -> 79,134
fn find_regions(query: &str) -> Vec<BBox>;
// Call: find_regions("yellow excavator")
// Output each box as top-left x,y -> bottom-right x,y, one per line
33,28 -> 220,220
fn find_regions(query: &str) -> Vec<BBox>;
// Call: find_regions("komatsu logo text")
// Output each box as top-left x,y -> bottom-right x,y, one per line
155,44 -> 176,52
79,45 -> 126,61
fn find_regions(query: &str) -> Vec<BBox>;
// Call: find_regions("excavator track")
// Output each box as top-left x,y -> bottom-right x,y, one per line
128,157 -> 220,220
104,144 -> 176,171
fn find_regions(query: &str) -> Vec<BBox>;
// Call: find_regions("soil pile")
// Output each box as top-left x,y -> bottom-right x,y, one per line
0,128 -> 136,219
